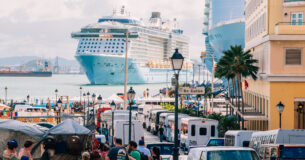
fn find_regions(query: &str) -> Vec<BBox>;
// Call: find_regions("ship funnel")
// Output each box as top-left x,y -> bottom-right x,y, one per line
151,12 -> 161,18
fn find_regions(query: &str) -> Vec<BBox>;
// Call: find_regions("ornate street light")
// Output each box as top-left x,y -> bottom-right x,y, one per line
276,101 -> 285,129
110,100 -> 116,146
297,103 -> 304,129
80,87 -> 83,103
26,95 -> 30,104
57,98 -> 63,124
97,95 -> 103,105
4,86 -> 7,104
92,93 -> 96,128
127,87 -> 136,142
171,48 -> 184,160
55,89 -> 58,102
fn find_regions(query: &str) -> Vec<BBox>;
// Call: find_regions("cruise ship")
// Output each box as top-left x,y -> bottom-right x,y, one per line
71,6 -> 192,85
201,0 -> 245,73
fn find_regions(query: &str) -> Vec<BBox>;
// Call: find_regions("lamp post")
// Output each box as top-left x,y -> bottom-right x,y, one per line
4,86 -> 7,104
110,100 -> 116,146
297,103 -> 304,129
171,48 -> 184,160
276,101 -> 285,129
87,92 -> 90,125
83,93 -> 86,125
197,96 -> 201,117
127,87 -> 136,142
159,89 -> 162,105
27,95 -> 30,104
92,93 -> 96,128
80,87 -> 83,104
225,95 -> 230,116
55,89 -> 58,102
57,98 -> 62,124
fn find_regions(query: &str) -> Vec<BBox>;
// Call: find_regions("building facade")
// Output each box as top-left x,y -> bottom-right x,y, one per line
244,0 -> 305,130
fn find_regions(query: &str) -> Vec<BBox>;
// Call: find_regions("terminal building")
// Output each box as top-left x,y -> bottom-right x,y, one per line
244,0 -> 305,130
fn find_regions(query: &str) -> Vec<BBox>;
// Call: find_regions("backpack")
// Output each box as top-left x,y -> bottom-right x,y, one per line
136,150 -> 149,160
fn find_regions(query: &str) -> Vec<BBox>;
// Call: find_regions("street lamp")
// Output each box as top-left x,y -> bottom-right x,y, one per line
92,93 -> 96,128
97,95 -> 103,107
297,103 -> 304,129
86,92 -> 90,125
55,89 -> 58,102
57,98 -> 62,124
4,86 -> 7,104
110,100 -> 116,146
276,101 -> 285,129
80,87 -> 83,103
159,89 -> 162,104
225,95 -> 230,116
171,48 -> 184,160
127,87 -> 136,142
26,95 -> 30,104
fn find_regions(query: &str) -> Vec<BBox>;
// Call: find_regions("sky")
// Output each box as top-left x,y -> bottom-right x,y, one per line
0,0 -> 205,60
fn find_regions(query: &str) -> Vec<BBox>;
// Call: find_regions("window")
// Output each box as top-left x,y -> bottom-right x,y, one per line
292,12 -> 303,25
191,125 -> 196,136
285,48 -> 302,65
200,127 -> 207,135
211,125 -> 216,137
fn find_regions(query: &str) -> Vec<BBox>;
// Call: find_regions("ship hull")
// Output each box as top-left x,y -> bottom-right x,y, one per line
76,55 -> 191,85
202,22 -> 245,72
0,72 -> 52,77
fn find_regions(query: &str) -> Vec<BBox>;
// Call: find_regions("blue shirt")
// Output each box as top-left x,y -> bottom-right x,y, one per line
137,146 -> 151,156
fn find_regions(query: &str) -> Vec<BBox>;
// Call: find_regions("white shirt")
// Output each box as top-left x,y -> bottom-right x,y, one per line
137,146 -> 151,156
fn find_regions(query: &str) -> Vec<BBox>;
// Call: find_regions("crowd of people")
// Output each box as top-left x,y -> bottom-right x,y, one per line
2,138 -> 162,160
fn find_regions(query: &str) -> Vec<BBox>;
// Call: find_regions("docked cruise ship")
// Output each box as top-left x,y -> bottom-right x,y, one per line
71,7 -> 192,85
201,0 -> 245,72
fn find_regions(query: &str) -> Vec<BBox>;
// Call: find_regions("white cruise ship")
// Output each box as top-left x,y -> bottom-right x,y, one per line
71,6 -> 192,85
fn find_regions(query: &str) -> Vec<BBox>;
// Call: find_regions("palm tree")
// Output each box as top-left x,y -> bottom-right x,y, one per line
215,45 -> 258,129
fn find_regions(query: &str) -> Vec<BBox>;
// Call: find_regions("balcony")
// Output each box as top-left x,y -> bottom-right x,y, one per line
275,22 -> 305,35
205,0 -> 210,7
283,0 -> 305,6
204,8 -> 210,15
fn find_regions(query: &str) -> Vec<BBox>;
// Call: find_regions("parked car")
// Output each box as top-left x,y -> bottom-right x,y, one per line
258,144 -> 305,160
146,142 -> 174,160
36,122 -> 54,129
187,147 -> 260,160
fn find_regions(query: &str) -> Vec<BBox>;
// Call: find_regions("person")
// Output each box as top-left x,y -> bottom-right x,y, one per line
151,147 -> 162,160
159,125 -> 164,142
101,144 -> 110,160
137,140 -> 151,159
92,150 -> 102,160
82,151 -> 90,160
18,140 -> 33,160
127,141 -> 140,160
3,140 -> 18,160
106,138 -> 127,160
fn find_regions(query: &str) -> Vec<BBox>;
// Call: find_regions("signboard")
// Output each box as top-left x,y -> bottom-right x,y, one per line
178,87 -> 205,95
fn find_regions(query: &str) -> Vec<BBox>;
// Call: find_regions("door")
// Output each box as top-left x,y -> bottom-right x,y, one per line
291,12 -> 303,25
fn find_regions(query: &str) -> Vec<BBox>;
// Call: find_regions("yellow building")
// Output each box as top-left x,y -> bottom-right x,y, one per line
244,0 -> 305,130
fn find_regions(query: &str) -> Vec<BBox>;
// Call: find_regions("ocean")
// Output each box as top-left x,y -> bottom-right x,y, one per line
0,74 -> 173,101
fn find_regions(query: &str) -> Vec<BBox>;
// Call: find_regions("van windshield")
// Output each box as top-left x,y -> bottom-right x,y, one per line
282,147 -> 305,158
207,150 -> 259,160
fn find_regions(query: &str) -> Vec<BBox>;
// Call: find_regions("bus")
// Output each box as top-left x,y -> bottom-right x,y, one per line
180,117 -> 218,150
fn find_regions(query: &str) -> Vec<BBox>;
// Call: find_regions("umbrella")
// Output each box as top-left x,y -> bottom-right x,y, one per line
46,119 -> 90,135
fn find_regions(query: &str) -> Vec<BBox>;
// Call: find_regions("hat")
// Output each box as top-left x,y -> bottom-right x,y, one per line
7,140 -> 18,148
139,140 -> 145,145
20,156 -> 30,160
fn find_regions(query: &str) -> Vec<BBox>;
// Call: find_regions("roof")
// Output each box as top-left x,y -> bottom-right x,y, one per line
225,130 -> 257,135
46,119 -> 90,135
0,119 -> 44,139
191,146 -> 255,152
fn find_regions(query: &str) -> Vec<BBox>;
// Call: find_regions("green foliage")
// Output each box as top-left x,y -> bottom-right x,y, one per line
207,113 -> 240,137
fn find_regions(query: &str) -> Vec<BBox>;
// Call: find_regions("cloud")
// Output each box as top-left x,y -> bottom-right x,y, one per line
0,0 -> 204,60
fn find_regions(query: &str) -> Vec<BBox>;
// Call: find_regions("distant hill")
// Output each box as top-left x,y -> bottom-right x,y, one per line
0,56 -> 79,67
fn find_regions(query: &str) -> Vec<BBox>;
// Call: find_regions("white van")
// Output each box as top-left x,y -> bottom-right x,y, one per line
187,147 -> 259,160
113,120 -> 144,145
224,130 -> 257,147
180,117 -> 218,150
249,129 -> 305,152
142,105 -> 163,129
159,112 -> 174,138
167,114 -> 189,142
149,109 -> 167,133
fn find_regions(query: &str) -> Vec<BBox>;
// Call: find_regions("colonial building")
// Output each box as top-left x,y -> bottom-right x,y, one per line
244,0 -> 305,130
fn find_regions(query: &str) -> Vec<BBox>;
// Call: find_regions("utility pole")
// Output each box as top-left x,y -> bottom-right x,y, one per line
211,54 -> 215,112
123,29 -> 129,110
198,64 -> 201,85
